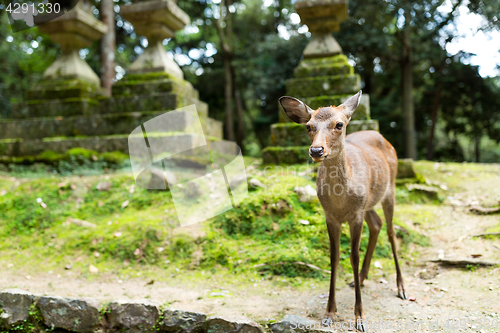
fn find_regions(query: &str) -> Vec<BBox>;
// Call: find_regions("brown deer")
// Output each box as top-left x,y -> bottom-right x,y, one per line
280,91 -> 406,332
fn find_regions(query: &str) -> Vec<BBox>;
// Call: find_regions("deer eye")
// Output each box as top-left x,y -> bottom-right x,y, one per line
335,122 -> 344,130
305,124 -> 311,131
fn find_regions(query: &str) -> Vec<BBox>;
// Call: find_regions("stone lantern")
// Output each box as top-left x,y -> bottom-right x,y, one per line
262,0 -> 379,164
36,0 -> 107,87
119,0 -> 189,78
295,0 -> 347,58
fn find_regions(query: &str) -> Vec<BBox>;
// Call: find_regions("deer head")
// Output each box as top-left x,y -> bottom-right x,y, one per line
279,91 -> 362,162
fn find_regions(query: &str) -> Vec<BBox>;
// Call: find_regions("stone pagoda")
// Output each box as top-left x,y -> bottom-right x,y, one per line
262,0 -> 379,164
0,0 -> 224,156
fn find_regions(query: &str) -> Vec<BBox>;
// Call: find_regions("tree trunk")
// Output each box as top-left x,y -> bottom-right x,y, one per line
234,84 -> 245,152
474,135 -> 480,162
223,56 -> 235,141
100,0 -> 115,96
402,9 -> 416,159
426,79 -> 442,160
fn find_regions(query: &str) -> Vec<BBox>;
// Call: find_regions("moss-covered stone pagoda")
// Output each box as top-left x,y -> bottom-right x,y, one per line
262,0 -> 379,164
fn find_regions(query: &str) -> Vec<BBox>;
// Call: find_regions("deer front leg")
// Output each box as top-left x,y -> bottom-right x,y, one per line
323,220 -> 341,326
349,215 -> 367,332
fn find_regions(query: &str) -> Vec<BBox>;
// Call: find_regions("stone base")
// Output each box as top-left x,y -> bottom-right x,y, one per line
3,71 -> 224,157
0,110 -> 221,141
0,134 -> 233,157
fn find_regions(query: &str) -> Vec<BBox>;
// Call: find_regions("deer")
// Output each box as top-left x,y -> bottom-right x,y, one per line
279,91 -> 406,332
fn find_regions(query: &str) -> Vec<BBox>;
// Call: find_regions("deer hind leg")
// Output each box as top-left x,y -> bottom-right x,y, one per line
382,193 -> 407,300
349,209 -> 382,288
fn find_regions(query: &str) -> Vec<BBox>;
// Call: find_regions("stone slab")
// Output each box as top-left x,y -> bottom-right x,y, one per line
286,74 -> 360,98
0,135 -> 231,157
99,93 -> 209,118
112,76 -> 199,100
106,300 -> 159,333
36,296 -> 102,333
0,109 -> 220,141
205,315 -> 264,333
0,289 -> 37,329
160,308 -> 207,332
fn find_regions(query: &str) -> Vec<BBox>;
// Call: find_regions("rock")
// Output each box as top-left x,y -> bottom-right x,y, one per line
205,316 -> 264,333
67,218 -> 96,228
95,181 -> 112,191
397,158 -> 417,179
37,296 -> 102,333
248,178 -> 265,189
106,300 -> 159,333
406,184 -> 439,199
148,168 -> 177,190
230,175 -> 248,189
160,308 -> 206,333
0,289 -> 36,329
293,185 -> 317,202
270,315 -> 327,332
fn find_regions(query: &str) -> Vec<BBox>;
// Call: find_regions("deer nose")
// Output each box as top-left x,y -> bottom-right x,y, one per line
310,147 -> 324,158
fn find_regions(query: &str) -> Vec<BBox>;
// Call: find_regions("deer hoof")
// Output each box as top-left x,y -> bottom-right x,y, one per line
398,291 -> 407,300
322,316 -> 333,326
356,319 -> 367,332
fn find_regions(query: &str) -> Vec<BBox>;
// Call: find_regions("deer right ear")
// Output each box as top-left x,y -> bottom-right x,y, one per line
279,96 -> 314,124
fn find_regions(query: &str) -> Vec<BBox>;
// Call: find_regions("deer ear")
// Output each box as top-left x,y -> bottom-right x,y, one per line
279,96 -> 314,124
339,90 -> 362,121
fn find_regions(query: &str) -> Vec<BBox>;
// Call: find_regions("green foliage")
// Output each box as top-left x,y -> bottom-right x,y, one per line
0,149 -> 129,176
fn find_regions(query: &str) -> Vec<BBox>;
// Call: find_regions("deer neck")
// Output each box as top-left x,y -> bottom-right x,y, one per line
320,145 -> 352,188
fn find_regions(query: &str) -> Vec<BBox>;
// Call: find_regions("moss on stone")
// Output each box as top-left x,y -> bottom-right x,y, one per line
286,74 -> 360,98
294,62 -> 353,78
269,123 -> 310,147
346,120 -> 379,134
261,146 -> 311,165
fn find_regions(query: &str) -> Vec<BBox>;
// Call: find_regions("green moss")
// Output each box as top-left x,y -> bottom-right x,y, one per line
261,146 -> 311,165
286,74 -> 361,98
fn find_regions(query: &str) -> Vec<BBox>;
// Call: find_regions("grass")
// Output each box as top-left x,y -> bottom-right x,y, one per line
0,156 -> 445,288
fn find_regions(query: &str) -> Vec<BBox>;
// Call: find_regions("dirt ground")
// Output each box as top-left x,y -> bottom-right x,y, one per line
2,164 -> 500,332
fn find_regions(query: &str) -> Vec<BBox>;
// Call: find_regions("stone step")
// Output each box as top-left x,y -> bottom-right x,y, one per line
279,94 -> 371,122
12,93 -> 208,119
269,120 -> 379,147
25,79 -> 105,100
0,132 -> 229,157
294,55 -> 353,78
286,74 -> 360,98
112,76 -> 199,100
0,111 -> 222,141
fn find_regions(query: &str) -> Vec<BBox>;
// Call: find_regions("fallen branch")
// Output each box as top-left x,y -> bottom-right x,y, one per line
468,206 -> 500,215
427,258 -> 498,267
471,232 -> 500,238
253,261 -> 331,274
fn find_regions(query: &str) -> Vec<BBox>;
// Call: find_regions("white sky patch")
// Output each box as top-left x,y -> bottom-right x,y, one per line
440,0 -> 500,77
290,13 -> 300,25
277,24 -> 290,40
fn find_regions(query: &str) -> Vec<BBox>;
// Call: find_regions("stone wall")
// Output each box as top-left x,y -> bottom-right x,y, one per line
0,289 -> 330,333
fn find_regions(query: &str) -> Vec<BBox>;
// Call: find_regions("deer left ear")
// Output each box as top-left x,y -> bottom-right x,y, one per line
339,90 -> 362,122
279,96 -> 314,124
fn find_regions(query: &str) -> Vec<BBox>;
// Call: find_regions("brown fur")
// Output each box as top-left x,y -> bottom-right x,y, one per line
279,91 -> 406,332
